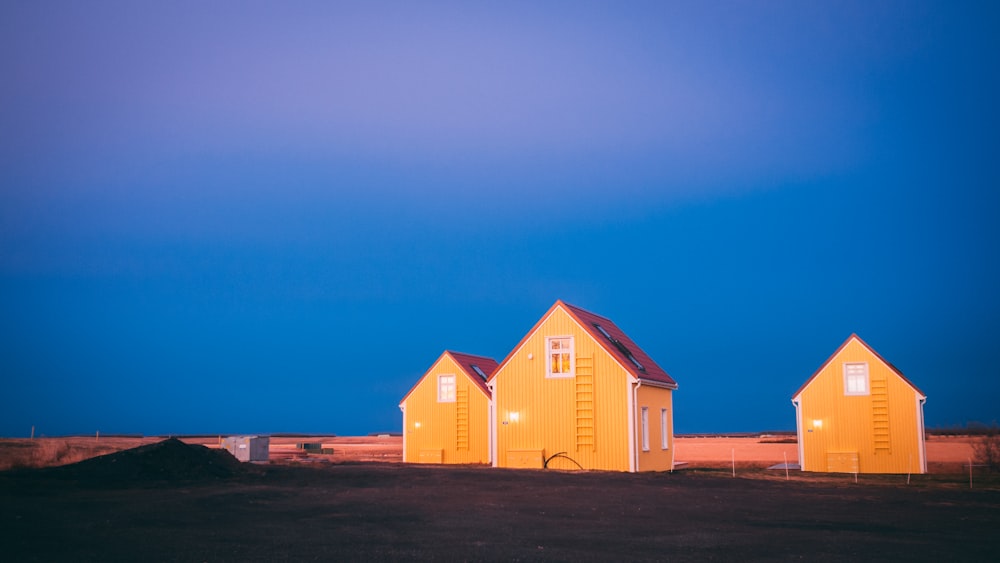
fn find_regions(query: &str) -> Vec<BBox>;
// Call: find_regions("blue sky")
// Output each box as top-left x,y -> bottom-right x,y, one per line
1,1 -> 997,436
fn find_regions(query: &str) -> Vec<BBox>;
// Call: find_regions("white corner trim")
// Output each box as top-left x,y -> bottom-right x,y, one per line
792,399 -> 804,471
916,395 -> 927,473
628,379 -> 639,472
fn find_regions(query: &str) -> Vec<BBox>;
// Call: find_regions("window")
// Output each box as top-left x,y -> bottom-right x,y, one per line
843,362 -> 869,396
593,323 -> 645,372
470,364 -> 488,381
660,408 -> 669,450
546,336 -> 575,377
641,407 -> 650,451
594,323 -> 613,340
438,374 -> 456,402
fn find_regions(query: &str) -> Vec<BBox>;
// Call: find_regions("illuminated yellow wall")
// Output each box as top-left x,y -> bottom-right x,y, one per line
796,338 -> 926,474
636,385 -> 674,472
401,354 -> 491,464
493,306 -> 672,472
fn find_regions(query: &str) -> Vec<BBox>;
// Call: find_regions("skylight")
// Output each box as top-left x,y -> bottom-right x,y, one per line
625,353 -> 645,372
470,364 -> 488,381
594,324 -> 613,340
593,323 -> 646,372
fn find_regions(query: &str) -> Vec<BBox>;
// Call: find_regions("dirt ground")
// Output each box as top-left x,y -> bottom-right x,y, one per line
0,445 -> 997,561
0,435 -> 998,561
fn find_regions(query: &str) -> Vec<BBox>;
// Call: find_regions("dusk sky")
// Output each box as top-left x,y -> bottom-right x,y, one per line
2,1 -> 997,437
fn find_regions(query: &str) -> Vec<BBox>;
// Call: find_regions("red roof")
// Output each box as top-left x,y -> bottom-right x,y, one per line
792,333 -> 924,399
446,351 -> 499,396
399,351 -> 498,405
490,300 -> 677,388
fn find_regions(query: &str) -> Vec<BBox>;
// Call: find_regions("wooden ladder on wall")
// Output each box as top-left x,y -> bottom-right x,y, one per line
871,375 -> 891,453
456,386 -> 470,451
575,356 -> 596,452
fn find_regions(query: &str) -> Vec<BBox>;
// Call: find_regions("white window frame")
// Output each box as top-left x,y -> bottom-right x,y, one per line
843,362 -> 869,396
545,336 -> 575,378
641,407 -> 650,452
438,374 -> 456,402
660,408 -> 669,450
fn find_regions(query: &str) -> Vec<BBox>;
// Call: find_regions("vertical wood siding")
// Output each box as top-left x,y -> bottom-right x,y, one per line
402,354 -> 491,464
798,338 -> 925,474
494,307 -> 633,471
636,385 -> 674,471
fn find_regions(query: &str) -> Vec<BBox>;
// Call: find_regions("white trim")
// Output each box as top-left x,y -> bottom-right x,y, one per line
561,305 -> 676,389
792,397 -> 805,471
487,302 -> 672,472
628,379 -> 637,472
843,362 -> 870,396
798,335 -> 921,399
660,408 -> 669,450
668,405 -> 675,470
401,352 -> 492,406
494,303 -> 675,389
399,403 -> 407,463
916,394 -> 927,473
489,381 -> 498,468
438,374 -> 457,402
487,398 -> 493,465
796,338 -> 855,398
641,406 -> 650,452
638,377 -> 678,390
488,304 -> 567,385
545,335 -> 576,378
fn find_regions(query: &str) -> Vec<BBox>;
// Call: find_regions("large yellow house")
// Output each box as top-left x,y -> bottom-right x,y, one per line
488,300 -> 677,472
399,351 -> 498,464
792,334 -> 927,474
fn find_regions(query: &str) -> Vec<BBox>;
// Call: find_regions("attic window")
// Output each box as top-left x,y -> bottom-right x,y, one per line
438,374 -> 456,402
546,336 -> 575,378
593,323 -> 646,372
470,364 -> 488,381
843,362 -> 869,396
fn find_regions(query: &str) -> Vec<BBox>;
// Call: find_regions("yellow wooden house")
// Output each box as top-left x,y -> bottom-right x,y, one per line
792,334 -> 927,474
488,300 -> 677,472
399,351 -> 498,464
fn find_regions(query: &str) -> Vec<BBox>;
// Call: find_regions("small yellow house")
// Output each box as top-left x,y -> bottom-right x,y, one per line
792,334 -> 927,474
488,300 -> 677,472
399,351 -> 498,465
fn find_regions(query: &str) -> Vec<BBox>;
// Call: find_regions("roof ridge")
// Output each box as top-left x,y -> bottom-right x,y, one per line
558,300 -> 614,323
445,350 -> 498,362
792,333 -> 924,399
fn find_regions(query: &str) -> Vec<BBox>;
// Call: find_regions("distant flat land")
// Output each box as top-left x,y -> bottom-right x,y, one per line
0,436 -> 997,561
0,433 -> 976,472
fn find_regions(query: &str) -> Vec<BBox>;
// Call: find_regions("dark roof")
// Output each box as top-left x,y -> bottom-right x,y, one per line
446,351 -> 499,395
490,300 -> 677,388
792,333 -> 925,399
399,351 -> 498,405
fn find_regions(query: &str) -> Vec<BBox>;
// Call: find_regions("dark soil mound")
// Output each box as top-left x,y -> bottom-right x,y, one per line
43,438 -> 245,484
